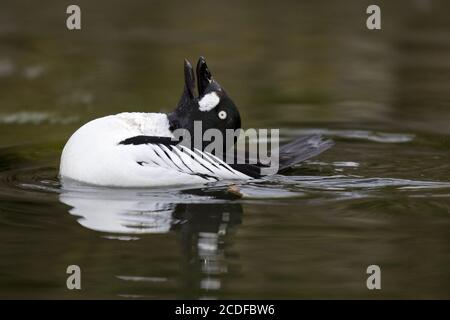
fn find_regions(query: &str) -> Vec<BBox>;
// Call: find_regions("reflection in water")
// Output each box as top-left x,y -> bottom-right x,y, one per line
172,203 -> 242,293
59,181 -> 242,296
60,193 -> 175,234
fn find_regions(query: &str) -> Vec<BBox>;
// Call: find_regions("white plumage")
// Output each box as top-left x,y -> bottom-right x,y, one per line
198,92 -> 220,112
59,112 -> 250,187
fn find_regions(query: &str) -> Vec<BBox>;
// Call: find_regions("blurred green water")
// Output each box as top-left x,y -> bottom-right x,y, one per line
0,0 -> 449,299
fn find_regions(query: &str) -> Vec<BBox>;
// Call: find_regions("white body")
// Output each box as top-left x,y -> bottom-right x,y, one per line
60,112 -> 250,187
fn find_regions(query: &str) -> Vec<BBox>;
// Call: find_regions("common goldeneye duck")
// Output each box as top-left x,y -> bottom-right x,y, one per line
59,57 -> 333,187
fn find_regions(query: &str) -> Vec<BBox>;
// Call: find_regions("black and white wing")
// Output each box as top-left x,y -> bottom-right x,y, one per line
119,135 -> 252,181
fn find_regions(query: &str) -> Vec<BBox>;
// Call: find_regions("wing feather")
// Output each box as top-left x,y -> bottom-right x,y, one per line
119,136 -> 252,181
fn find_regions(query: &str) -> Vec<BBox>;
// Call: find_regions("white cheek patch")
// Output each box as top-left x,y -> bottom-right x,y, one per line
198,92 -> 220,112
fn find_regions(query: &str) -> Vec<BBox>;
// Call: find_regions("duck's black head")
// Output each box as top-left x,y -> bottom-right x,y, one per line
168,57 -> 241,150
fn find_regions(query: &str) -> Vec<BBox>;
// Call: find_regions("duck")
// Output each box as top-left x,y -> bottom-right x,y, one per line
59,57 -> 333,187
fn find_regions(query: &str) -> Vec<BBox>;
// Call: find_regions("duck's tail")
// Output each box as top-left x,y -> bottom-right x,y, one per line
277,134 -> 334,172
229,134 -> 334,178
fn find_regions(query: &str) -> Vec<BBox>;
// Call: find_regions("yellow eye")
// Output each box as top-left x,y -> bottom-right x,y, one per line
218,110 -> 227,120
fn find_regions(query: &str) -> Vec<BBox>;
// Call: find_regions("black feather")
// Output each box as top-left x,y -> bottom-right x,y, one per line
229,163 -> 263,178
226,135 -> 333,177
278,134 -> 334,172
119,135 -> 178,146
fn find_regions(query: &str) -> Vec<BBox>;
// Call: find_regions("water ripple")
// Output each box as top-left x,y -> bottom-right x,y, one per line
288,128 -> 415,143
0,112 -> 78,125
